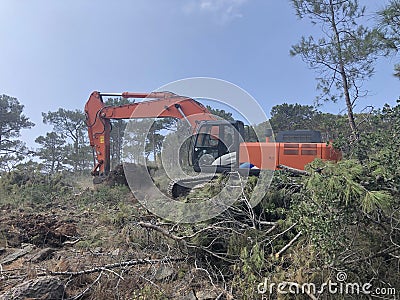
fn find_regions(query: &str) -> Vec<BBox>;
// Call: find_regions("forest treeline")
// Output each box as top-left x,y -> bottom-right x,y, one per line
0,95 -> 399,173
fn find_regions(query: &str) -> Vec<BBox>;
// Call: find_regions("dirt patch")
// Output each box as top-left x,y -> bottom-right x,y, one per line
0,212 -> 77,248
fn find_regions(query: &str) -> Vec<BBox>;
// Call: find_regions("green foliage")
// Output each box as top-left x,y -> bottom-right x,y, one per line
291,0 -> 385,94
131,285 -> 167,300
35,131 -> 67,173
77,184 -> 130,206
258,172 -> 299,220
206,105 -> 234,121
42,108 -> 85,139
0,166 -> 73,206
0,95 -> 34,143
290,0 -> 386,135
269,103 -> 318,131
290,159 -> 393,263
0,94 -> 35,171
267,103 -> 347,141
42,108 -> 91,171
112,201 -> 137,228
378,0 -> 400,78
231,242 -> 265,299
359,101 -> 400,193
123,118 -> 177,164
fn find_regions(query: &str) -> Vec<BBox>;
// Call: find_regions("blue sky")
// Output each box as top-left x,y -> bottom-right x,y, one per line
0,0 -> 398,149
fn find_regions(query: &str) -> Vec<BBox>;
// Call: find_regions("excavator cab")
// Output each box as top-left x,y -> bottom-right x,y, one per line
191,120 -> 245,173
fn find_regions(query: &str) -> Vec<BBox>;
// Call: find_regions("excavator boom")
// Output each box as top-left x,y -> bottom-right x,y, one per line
84,91 -> 216,177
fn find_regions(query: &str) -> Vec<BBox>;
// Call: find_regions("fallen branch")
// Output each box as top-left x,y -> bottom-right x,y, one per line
63,239 -> 81,246
138,222 -> 236,263
267,222 -> 298,246
265,223 -> 278,235
138,221 -> 240,242
37,257 -> 185,277
137,222 -> 185,243
340,245 -> 399,265
275,231 -> 302,258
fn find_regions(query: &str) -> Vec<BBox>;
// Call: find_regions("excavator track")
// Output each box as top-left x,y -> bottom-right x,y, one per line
167,174 -> 217,198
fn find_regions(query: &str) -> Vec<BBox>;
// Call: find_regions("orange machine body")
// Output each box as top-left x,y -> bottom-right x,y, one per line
240,140 -> 341,170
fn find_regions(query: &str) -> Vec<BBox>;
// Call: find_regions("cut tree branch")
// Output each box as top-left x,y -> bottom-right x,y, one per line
37,257 -> 185,277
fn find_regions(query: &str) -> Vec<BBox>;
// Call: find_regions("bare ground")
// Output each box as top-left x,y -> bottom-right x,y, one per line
0,190 -> 225,300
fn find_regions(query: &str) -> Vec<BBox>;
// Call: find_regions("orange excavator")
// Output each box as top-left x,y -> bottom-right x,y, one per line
85,91 -> 341,195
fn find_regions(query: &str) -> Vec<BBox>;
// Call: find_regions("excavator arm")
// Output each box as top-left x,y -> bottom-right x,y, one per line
84,91 -> 217,177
